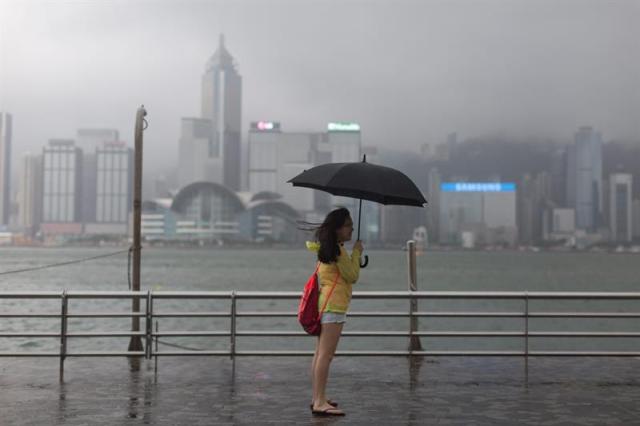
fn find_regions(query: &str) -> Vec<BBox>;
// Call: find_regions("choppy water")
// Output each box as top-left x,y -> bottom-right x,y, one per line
1,247 -> 639,353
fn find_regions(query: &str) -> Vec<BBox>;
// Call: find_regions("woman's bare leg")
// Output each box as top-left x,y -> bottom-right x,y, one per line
310,336 -> 320,403
312,323 -> 344,412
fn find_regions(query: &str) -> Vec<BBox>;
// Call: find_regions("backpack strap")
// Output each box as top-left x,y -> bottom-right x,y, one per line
318,266 -> 341,318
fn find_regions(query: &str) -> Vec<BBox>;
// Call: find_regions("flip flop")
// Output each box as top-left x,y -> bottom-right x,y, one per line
309,400 -> 338,411
311,407 -> 345,417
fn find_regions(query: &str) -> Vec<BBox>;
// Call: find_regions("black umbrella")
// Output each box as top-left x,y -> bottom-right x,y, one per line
288,155 -> 427,267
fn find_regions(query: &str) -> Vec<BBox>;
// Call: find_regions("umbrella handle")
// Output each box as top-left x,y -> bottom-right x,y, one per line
360,255 -> 369,268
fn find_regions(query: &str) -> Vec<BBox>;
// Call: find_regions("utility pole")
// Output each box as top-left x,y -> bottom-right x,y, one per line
128,106 -> 147,352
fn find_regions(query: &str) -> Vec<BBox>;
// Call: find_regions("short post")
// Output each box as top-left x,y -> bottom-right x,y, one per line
407,240 -> 423,353
59,291 -> 68,381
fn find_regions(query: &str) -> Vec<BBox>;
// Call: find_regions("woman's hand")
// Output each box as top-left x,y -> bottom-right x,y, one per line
353,240 -> 364,253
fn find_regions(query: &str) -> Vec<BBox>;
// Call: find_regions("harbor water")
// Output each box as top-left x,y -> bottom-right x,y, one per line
1,247 -> 639,354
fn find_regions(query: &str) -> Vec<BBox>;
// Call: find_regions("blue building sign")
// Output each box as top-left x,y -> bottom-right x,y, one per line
441,182 -> 516,192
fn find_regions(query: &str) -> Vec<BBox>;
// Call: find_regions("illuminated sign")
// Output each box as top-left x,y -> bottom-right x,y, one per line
257,121 -> 274,130
251,121 -> 280,131
327,122 -> 360,132
441,182 -> 516,192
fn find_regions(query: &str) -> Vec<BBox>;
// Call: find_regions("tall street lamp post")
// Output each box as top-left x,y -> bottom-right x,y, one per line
128,106 -> 147,352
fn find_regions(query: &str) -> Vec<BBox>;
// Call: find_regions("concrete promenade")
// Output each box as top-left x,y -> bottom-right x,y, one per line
2,356 -> 640,425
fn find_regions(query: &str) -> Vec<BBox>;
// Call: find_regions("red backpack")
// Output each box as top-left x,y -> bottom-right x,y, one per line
298,263 -> 340,336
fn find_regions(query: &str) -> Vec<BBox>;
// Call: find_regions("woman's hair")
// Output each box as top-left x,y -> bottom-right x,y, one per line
315,207 -> 351,263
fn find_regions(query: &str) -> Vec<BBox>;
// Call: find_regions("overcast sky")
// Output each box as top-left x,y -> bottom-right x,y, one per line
1,0 -> 639,173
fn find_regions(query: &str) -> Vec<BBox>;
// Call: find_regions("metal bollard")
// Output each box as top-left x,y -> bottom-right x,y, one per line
407,241 -> 423,353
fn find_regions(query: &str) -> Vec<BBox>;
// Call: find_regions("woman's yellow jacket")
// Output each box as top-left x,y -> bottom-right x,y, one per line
306,241 -> 362,314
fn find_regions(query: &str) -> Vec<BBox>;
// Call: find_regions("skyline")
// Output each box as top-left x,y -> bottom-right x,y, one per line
1,0 -> 639,176
2,117 -> 639,245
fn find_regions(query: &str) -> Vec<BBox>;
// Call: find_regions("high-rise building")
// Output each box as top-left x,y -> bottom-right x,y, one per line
518,172 -> 552,244
565,144 -> 576,208
178,117 -> 219,186
17,153 -> 43,235
0,112 -> 12,225
327,122 -> 361,163
550,148 -> 567,207
76,128 -> 119,223
609,173 -> 632,242
248,121 -> 281,194
248,121 -> 325,213
200,34 -> 242,190
518,174 -> 535,244
566,126 -> 603,231
359,146 -> 381,243
42,140 -> 83,223
95,141 -> 133,223
632,199 -> 640,241
439,182 -> 517,247
247,121 -> 361,215
426,167 -> 441,243
326,122 -> 361,213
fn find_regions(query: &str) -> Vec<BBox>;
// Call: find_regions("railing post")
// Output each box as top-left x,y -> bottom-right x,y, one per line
154,321 -> 159,373
407,240 -> 423,354
230,291 -> 237,360
59,290 -> 68,381
145,290 -> 152,359
525,291 -> 529,376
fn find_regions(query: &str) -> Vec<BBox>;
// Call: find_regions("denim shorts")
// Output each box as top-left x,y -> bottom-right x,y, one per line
321,312 -> 346,324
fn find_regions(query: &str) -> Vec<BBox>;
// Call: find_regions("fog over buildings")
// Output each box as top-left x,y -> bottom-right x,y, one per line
1,0 -> 639,176
1,0 -> 639,246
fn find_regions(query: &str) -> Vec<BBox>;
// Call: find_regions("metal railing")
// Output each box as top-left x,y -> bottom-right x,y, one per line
2,290 -> 640,377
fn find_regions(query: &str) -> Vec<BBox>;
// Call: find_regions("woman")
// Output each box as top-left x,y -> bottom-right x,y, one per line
306,207 -> 363,416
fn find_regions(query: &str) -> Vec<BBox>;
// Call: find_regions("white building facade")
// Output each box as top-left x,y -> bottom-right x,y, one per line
247,121 -> 283,195
17,153 -> 42,234
42,140 -> 82,223
95,141 -> 133,223
248,121 -> 361,215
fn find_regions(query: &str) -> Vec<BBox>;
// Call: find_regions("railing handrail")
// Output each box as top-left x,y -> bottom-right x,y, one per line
3,290 -> 640,298
3,290 -> 640,372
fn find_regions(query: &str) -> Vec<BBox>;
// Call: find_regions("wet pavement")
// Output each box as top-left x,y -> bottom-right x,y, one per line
2,356 -> 640,425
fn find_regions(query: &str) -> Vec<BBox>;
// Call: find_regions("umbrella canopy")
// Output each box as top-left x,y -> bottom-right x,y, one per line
287,161 -> 427,207
288,157 -> 427,267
